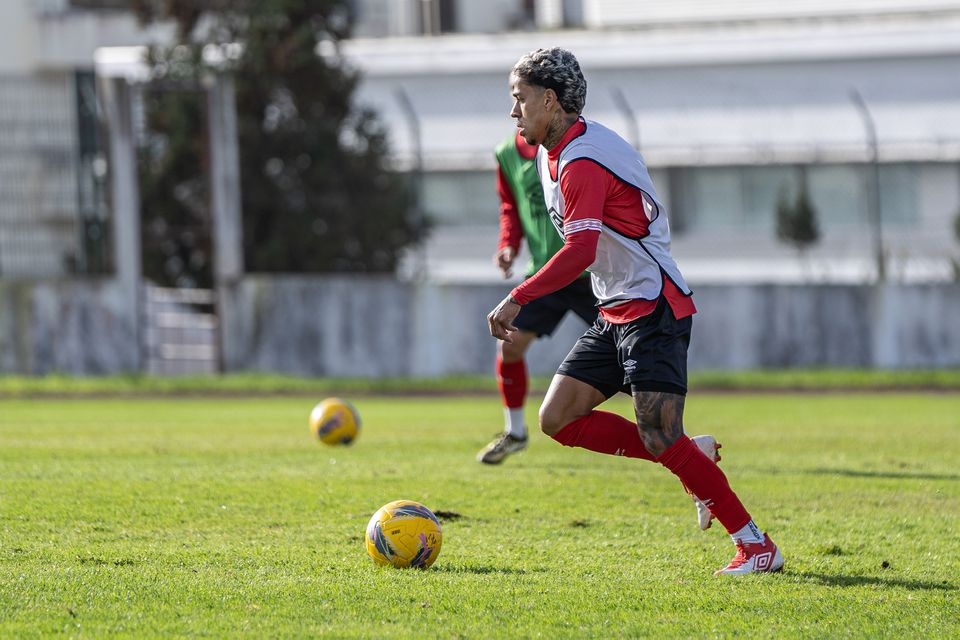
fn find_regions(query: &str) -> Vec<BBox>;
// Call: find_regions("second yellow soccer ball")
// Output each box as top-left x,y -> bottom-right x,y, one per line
309,398 -> 361,445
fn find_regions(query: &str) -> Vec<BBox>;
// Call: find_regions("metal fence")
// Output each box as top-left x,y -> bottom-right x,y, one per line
142,285 -> 220,375
0,71 -> 111,279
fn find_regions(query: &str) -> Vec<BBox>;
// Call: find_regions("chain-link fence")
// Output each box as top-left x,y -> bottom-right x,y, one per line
0,71 -> 111,279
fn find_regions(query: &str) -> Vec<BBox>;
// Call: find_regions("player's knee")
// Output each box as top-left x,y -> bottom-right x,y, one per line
537,401 -> 567,437
500,339 -> 526,363
499,331 -> 533,363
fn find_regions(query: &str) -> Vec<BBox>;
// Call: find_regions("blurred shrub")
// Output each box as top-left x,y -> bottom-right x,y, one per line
775,176 -> 820,254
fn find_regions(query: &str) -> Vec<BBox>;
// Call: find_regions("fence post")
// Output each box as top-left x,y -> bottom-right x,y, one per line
102,76 -> 142,372
206,73 -> 245,372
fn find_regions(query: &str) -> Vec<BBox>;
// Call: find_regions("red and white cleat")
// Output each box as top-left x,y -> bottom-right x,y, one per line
688,435 -> 722,530
714,533 -> 784,576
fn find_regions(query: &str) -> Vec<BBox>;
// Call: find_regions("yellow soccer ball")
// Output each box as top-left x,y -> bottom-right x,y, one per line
365,500 -> 443,569
309,398 -> 361,445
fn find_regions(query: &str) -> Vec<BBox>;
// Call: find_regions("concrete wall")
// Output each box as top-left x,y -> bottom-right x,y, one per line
231,278 -> 960,376
0,278 -> 138,374
2,277 -> 959,376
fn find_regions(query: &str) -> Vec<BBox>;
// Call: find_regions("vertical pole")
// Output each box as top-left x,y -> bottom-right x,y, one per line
102,76 -> 142,371
207,74 -> 244,372
535,0 -> 564,28
610,87 -> 640,151
395,86 -> 427,279
850,89 -> 885,283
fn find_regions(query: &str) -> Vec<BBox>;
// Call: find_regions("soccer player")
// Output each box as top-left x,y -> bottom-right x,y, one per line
482,130 -> 725,531
486,48 -> 784,575
476,130 -> 598,465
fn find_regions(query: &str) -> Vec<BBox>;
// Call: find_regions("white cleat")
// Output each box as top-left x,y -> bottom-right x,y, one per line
714,533 -> 785,575
689,435 -> 722,530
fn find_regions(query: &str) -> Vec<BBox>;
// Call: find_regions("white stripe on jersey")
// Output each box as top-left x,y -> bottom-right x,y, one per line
642,192 -> 656,222
564,218 -> 603,236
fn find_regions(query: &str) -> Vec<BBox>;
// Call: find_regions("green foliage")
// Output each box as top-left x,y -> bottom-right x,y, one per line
132,1 -> 427,285
776,179 -> 820,252
138,81 -> 211,286
1,394 -> 958,636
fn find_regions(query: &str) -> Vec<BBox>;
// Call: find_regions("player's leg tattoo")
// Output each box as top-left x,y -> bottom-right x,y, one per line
632,391 -> 685,457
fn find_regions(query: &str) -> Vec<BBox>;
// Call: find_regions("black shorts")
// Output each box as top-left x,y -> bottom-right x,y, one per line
557,297 -> 691,398
513,277 -> 598,337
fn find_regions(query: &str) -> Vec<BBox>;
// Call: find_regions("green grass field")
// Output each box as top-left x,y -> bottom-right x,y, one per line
1,392 -> 958,637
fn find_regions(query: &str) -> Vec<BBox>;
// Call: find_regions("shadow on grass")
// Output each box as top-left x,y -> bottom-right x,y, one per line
763,467 -> 960,481
802,468 -> 960,481
796,571 -> 956,591
430,565 -> 541,575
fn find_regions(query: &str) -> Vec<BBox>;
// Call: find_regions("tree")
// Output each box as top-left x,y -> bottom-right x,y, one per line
776,173 -> 820,257
132,0 -> 427,286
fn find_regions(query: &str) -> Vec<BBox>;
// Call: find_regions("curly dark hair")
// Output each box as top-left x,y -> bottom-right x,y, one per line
511,47 -> 586,114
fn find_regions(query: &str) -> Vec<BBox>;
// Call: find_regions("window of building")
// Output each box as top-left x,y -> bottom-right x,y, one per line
421,170 -> 498,226
806,164 -> 865,226
878,164 -> 918,224
668,163 -> 922,234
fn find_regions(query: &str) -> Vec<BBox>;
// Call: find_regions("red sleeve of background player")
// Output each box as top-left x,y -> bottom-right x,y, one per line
496,166 -> 522,252
510,161 -> 605,304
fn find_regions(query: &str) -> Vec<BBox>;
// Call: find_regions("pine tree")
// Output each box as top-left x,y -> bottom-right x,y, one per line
775,175 -> 820,254
132,0 -> 427,285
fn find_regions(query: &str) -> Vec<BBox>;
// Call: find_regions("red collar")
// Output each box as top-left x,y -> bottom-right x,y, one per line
546,118 -> 586,164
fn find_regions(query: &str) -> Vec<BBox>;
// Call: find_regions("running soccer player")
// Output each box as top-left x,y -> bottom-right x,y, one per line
480,133 -> 728,531
486,47 -> 784,575
476,131 -> 598,465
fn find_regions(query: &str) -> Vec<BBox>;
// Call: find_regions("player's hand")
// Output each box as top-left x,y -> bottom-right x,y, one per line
487,295 -> 521,342
494,246 -> 516,278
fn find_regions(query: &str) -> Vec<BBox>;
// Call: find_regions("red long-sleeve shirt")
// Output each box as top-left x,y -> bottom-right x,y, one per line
496,133 -> 538,252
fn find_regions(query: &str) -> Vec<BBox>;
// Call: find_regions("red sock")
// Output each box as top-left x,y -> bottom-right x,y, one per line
551,411 -> 655,460
497,356 -> 527,409
657,435 -> 751,533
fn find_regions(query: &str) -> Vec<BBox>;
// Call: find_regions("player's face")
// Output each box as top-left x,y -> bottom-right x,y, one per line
510,75 -> 551,146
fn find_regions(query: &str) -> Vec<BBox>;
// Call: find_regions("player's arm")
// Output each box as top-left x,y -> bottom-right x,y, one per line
508,160 -> 604,305
508,233 -> 597,304
488,224 -> 597,342
495,166 -> 523,278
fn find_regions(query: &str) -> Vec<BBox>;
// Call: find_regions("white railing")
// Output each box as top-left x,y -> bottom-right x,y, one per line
142,285 -> 220,375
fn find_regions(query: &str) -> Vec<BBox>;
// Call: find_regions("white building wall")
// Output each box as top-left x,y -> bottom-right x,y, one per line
457,0 -> 529,33
343,26 -> 960,170
584,0 -> 960,27
0,1 -> 40,73
34,10 -> 173,71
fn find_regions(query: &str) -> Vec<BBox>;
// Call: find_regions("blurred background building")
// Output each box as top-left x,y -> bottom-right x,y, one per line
0,0 -> 171,278
343,0 -> 960,283
2,0 -> 959,375
4,0 -> 960,283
